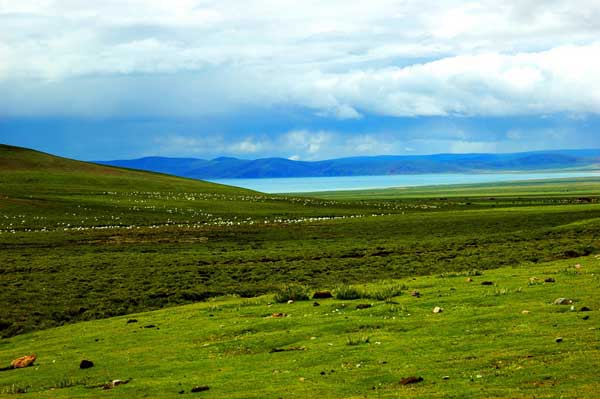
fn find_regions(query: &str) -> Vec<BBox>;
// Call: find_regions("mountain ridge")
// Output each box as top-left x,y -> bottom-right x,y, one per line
96,149 -> 600,179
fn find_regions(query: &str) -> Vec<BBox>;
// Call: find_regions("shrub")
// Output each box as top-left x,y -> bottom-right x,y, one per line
346,335 -> 370,346
334,284 -> 363,300
364,283 -> 406,301
273,284 -> 310,303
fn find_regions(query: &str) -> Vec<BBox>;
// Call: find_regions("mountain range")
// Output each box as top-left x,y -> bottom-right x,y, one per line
96,149 -> 600,179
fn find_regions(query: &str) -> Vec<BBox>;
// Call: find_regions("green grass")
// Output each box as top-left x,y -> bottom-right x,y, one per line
1,144 -> 600,397
0,255 -> 598,398
2,145 -> 600,337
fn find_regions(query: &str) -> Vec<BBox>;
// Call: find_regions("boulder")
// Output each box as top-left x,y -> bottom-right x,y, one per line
553,298 -> 574,305
80,359 -> 94,369
10,355 -> 36,369
313,291 -> 333,299
399,376 -> 423,385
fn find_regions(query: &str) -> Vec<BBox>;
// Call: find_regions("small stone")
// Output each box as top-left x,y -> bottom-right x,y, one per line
544,277 -> 556,283
271,313 -> 287,318
433,306 -> 443,313
580,306 -> 591,312
574,264 -> 582,270
287,300 -> 294,304
399,376 -> 423,385
553,298 -> 574,305
555,337 -> 563,343
481,281 -> 493,286
299,377 -> 305,382
356,303 -> 372,309
466,277 -> 473,282
79,360 -> 94,369
191,386 -> 210,393
521,310 -> 530,315
442,376 -> 450,380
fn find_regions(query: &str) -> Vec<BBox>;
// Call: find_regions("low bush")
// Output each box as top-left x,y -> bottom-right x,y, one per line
273,284 -> 311,303
334,284 -> 363,300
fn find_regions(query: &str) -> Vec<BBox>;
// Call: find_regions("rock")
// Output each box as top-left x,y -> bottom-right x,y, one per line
313,302 -> 320,307
271,313 -> 287,318
553,298 -> 574,305
433,306 -> 443,313
313,291 -> 333,299
126,319 -> 138,324
287,300 -> 294,304
466,278 -> 473,282
555,337 -> 563,343
521,310 -> 530,315
442,376 -> 450,380
410,290 -> 421,298
544,277 -> 556,283
481,281 -> 493,286
575,263 -> 582,270
79,360 -> 94,369
102,379 -> 130,390
580,306 -> 591,312
10,355 -> 36,369
356,303 -> 372,309
191,385 -> 210,393
399,376 -> 423,385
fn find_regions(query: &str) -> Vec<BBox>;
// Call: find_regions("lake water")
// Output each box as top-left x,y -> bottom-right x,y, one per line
207,171 -> 600,194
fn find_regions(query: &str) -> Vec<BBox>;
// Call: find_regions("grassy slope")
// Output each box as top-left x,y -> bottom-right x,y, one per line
0,255 -> 598,398
2,145 -> 600,338
296,177 -> 600,200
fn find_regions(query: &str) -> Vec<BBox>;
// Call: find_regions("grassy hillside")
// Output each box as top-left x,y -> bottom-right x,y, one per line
297,177 -> 600,200
0,256 -> 598,398
1,144 -> 600,342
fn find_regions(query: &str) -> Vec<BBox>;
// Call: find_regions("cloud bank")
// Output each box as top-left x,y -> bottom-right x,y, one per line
1,1 -> 600,118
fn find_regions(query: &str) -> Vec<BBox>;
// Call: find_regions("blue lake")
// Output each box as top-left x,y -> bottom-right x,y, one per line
208,171 -> 600,194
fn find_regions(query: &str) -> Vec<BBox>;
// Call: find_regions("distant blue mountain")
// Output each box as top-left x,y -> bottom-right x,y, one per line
96,149 -> 600,179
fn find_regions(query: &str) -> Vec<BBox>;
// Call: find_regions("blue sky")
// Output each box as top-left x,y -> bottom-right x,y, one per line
1,1 -> 600,161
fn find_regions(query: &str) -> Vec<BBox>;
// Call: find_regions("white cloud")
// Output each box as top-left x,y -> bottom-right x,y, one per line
1,1 -> 600,118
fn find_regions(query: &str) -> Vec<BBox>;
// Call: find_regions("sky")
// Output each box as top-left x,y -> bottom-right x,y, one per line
1,0 -> 600,161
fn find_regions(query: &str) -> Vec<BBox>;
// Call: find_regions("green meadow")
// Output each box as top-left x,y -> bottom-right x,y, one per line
1,144 -> 599,397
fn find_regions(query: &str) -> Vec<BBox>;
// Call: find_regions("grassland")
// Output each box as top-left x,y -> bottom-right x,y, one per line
0,256 -> 598,398
1,144 -> 600,397
1,145 -> 600,339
